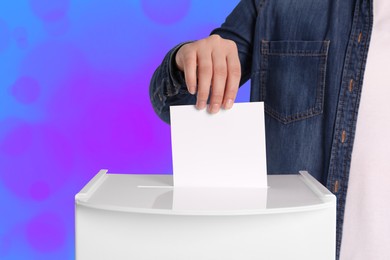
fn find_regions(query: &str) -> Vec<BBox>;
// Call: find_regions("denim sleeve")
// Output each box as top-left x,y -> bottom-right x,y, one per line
149,0 -> 261,124
149,42 -> 196,124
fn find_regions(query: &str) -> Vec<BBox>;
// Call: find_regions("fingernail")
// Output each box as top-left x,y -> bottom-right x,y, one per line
209,104 -> 220,114
196,101 -> 207,110
188,86 -> 196,95
225,99 -> 234,110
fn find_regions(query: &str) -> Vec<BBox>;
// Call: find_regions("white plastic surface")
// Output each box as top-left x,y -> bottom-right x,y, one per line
75,170 -> 334,215
75,171 -> 336,260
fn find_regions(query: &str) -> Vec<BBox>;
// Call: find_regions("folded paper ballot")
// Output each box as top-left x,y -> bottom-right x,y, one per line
170,102 -> 267,188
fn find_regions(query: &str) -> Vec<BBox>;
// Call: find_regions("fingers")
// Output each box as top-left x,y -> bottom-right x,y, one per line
176,35 -> 241,113
177,47 -> 197,95
223,52 -> 241,110
208,50 -> 227,114
196,50 -> 212,110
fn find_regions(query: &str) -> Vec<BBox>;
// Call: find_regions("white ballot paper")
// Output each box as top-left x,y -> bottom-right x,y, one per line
170,102 -> 267,188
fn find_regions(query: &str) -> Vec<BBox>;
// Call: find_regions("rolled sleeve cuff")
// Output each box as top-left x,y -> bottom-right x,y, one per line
165,41 -> 194,96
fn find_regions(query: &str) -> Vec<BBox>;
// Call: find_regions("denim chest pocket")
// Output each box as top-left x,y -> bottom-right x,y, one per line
261,40 -> 330,124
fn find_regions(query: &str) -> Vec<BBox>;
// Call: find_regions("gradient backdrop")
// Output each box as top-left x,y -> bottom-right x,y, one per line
0,0 -> 250,259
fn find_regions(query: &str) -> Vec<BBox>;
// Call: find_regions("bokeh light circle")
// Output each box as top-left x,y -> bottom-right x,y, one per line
26,212 -> 66,252
141,0 -> 192,25
10,76 -> 41,104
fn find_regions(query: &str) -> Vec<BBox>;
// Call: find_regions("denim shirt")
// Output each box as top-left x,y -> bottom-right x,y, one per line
149,0 -> 373,259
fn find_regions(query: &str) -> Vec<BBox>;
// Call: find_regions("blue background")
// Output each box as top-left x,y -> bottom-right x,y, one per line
0,0 -> 250,259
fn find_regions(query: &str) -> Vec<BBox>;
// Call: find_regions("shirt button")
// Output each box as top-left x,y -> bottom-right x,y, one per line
349,79 -> 354,92
334,180 -> 340,193
341,130 -> 347,143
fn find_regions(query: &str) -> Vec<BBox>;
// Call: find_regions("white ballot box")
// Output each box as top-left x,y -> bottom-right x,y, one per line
75,170 -> 336,260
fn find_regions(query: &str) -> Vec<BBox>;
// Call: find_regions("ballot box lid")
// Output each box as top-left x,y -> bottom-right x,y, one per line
75,170 -> 335,216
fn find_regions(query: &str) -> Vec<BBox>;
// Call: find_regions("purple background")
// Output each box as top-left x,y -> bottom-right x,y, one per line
0,0 -> 249,259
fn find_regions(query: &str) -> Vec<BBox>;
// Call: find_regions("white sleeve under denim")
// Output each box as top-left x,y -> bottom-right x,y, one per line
340,0 -> 390,259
